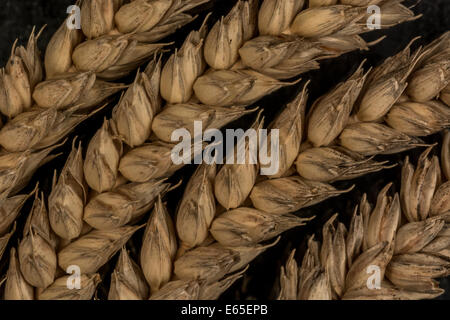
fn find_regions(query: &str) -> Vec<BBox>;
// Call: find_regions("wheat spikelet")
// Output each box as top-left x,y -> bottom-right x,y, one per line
48,139 -> 87,240
0,28 -> 43,118
38,273 -> 101,300
58,225 -> 140,274
140,196 -> 177,293
18,192 -> 57,288
0,224 -> 15,262
4,247 -> 34,300
108,247 -> 149,300
176,163 -> 216,249
214,114 -> 263,210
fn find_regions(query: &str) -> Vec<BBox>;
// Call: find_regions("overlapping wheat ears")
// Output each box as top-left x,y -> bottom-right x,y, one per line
0,0 -> 448,300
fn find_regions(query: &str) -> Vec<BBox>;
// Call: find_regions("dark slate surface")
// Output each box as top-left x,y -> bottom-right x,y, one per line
0,0 -> 448,300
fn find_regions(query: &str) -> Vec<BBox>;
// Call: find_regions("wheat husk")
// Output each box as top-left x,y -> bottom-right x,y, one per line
225,237 -> 280,274
194,68 -> 298,107
0,105 -> 104,152
204,0 -> 257,70
152,102 -> 255,143
108,247 -> 149,300
289,5 -> 365,38
174,244 -> 240,283
72,34 -> 166,80
81,0 -> 117,39
400,147 -> 440,222
177,163 -> 216,249
210,207 -> 312,247
214,115 -> 262,210
44,11 -> 83,78
32,71 -> 96,109
307,63 -> 366,147
442,131 -> 450,181
0,28 -> 43,118
49,140 -> 87,240
38,274 -> 101,300
4,248 -> 34,300
118,141 -> 186,182
113,55 -> 162,147
407,36 -> 450,102
84,179 -> 170,230
149,279 -> 200,300
198,267 -> 247,300
441,83 -> 450,106
266,83 -> 307,178
339,122 -> 424,156
258,0 -> 304,36
115,0 -> 171,34
84,119 -> 123,193
128,0 -> 211,43
0,191 -> 33,235
250,175 -> 354,214
356,40 -> 421,122
386,101 -> 450,137
18,192 -> 57,288
296,146 -> 393,182
0,145 -> 60,198
58,225 -> 140,274
430,181 -> 450,217
239,35 -> 335,80
0,224 -> 15,261
140,196 -> 177,293
160,20 -> 208,104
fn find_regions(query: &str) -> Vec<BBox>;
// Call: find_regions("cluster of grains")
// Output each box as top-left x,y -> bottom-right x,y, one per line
277,141 -> 450,300
0,0 -> 447,301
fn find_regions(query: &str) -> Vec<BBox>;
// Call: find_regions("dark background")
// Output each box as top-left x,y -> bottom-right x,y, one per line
0,0 -> 448,300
